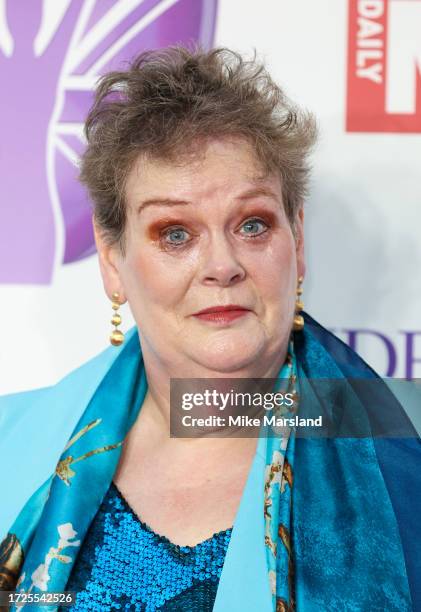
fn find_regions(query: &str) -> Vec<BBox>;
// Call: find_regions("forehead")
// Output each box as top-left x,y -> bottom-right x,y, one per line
124,136 -> 281,210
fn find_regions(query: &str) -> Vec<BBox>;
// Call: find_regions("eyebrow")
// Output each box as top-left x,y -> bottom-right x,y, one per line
136,186 -> 280,215
237,187 -> 281,203
137,198 -> 191,214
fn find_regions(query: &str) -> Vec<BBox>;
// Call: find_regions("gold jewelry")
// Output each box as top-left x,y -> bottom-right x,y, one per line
293,276 -> 304,331
110,291 -> 125,346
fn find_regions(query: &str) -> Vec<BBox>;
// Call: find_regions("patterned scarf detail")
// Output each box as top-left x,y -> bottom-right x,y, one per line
0,331 -> 298,612
0,318 -> 417,612
263,342 -> 297,611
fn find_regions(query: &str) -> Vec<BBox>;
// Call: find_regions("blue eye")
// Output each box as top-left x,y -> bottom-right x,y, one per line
163,227 -> 190,246
240,218 -> 268,236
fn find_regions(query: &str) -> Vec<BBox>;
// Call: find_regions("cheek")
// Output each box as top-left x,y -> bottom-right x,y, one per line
121,247 -> 193,313
246,234 -> 297,299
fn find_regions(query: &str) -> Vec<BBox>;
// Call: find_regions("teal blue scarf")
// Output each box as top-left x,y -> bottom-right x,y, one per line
0,313 -> 419,611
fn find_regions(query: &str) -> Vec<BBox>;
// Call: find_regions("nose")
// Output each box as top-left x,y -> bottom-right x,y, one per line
200,233 -> 246,287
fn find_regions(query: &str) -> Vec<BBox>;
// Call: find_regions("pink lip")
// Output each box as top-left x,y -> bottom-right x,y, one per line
193,305 -> 251,324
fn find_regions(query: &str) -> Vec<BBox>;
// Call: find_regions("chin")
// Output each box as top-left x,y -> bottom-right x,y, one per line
190,335 -> 266,375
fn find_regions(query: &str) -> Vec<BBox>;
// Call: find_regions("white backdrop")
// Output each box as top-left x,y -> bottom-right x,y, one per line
1,0 -> 420,394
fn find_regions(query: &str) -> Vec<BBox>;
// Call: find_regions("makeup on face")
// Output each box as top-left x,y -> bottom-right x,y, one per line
116,137 -> 302,377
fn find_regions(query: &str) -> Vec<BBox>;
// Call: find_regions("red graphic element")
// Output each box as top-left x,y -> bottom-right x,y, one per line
346,0 -> 421,132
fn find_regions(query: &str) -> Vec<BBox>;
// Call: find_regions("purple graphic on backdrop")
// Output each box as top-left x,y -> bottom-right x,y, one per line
332,328 -> 421,379
0,0 -> 218,284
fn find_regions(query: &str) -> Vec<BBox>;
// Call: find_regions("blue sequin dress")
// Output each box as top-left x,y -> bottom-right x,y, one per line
63,482 -> 233,611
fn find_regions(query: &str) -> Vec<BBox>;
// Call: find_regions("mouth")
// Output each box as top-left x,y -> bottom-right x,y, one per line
192,305 -> 252,325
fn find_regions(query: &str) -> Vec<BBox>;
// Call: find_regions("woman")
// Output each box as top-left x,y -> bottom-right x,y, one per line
0,46 -> 419,612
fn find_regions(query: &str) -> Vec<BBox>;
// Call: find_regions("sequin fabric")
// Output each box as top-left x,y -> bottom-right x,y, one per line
62,482 -> 233,611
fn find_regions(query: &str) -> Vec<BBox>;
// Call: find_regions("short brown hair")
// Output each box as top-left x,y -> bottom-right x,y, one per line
80,45 -> 317,254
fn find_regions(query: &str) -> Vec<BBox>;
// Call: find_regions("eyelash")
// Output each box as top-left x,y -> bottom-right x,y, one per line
160,226 -> 190,249
239,218 -> 269,238
160,217 -> 270,249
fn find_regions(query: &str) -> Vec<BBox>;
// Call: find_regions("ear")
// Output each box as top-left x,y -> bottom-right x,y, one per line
295,206 -> 306,281
93,217 -> 127,304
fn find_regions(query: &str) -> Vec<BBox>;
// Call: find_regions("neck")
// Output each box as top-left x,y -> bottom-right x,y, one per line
133,333 -> 290,450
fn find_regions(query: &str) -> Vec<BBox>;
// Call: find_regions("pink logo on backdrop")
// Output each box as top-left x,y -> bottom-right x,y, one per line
346,0 -> 421,132
0,0 -> 217,284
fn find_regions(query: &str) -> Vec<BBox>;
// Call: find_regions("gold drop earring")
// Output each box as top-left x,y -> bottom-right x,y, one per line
293,276 -> 304,331
110,291 -> 125,346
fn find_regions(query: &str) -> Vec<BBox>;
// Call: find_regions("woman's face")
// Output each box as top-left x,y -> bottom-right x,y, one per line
96,137 -> 305,376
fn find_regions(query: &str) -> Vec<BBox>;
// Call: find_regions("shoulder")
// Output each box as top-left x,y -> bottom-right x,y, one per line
0,326 -> 138,425
0,326 -> 138,539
